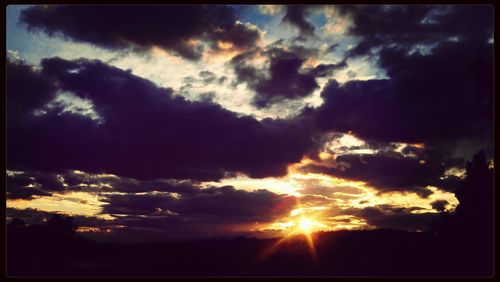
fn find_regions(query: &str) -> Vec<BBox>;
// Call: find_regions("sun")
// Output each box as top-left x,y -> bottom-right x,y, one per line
295,215 -> 326,235
259,216 -> 324,261
298,218 -> 316,234
259,200 -> 329,260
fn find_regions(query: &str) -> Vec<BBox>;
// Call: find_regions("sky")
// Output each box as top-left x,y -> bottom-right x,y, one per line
6,4 -> 493,242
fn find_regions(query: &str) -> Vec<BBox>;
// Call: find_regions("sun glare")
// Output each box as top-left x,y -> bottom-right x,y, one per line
259,214 -> 327,261
299,218 -> 314,231
298,218 -> 321,234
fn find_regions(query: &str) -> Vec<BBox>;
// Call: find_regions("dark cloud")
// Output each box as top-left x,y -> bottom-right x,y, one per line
206,21 -> 261,51
102,185 -> 295,222
309,47 -> 492,158
309,60 -> 347,77
182,76 -> 196,84
288,42 -> 320,58
6,207 -> 113,229
98,185 -> 297,240
431,200 -> 449,212
67,172 -> 200,195
30,171 -> 65,191
337,5 -> 492,58
7,57 -> 313,181
326,43 -> 339,53
102,193 -> 178,216
199,70 -> 217,84
181,71 -> 222,94
20,5 -> 261,60
282,6 -> 315,37
6,173 -> 52,199
252,49 -> 318,107
299,153 -> 449,197
61,170 -> 101,187
343,205 -> 438,231
94,214 -> 257,242
6,59 -> 57,125
217,76 -> 227,85
197,92 -> 216,103
307,5 -> 493,152
337,5 -> 436,58
229,49 -> 260,87
313,51 -> 491,144
231,48 -> 319,108
6,170 -> 68,199
180,70 -> 227,91
112,179 -> 198,195
170,186 -> 295,221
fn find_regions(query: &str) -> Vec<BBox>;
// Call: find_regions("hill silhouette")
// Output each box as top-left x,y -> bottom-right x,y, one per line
5,224 -> 492,277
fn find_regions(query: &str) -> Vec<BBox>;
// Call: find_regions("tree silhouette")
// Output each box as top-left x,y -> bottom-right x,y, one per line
7,218 -> 26,230
429,150 -> 494,275
431,150 -> 493,230
454,150 -> 494,230
46,214 -> 77,238
6,214 -> 79,276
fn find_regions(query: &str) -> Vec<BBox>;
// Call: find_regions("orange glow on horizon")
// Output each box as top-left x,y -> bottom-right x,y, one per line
259,215 -> 324,261
259,197 -> 328,260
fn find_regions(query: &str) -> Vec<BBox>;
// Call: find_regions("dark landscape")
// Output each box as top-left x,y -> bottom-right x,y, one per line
5,226 -> 493,277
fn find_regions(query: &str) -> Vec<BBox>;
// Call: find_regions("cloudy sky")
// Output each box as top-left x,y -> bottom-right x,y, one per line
6,5 -> 493,242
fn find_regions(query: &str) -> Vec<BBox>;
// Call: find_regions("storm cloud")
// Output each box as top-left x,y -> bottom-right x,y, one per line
299,153 -> 451,197
308,5 -> 493,148
346,205 -> 439,231
310,44 -> 492,149
20,5 -> 261,60
102,185 -> 295,223
231,47 -> 320,108
7,57 -> 313,181
282,5 -> 316,37
6,58 -> 57,124
337,5 -> 492,59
